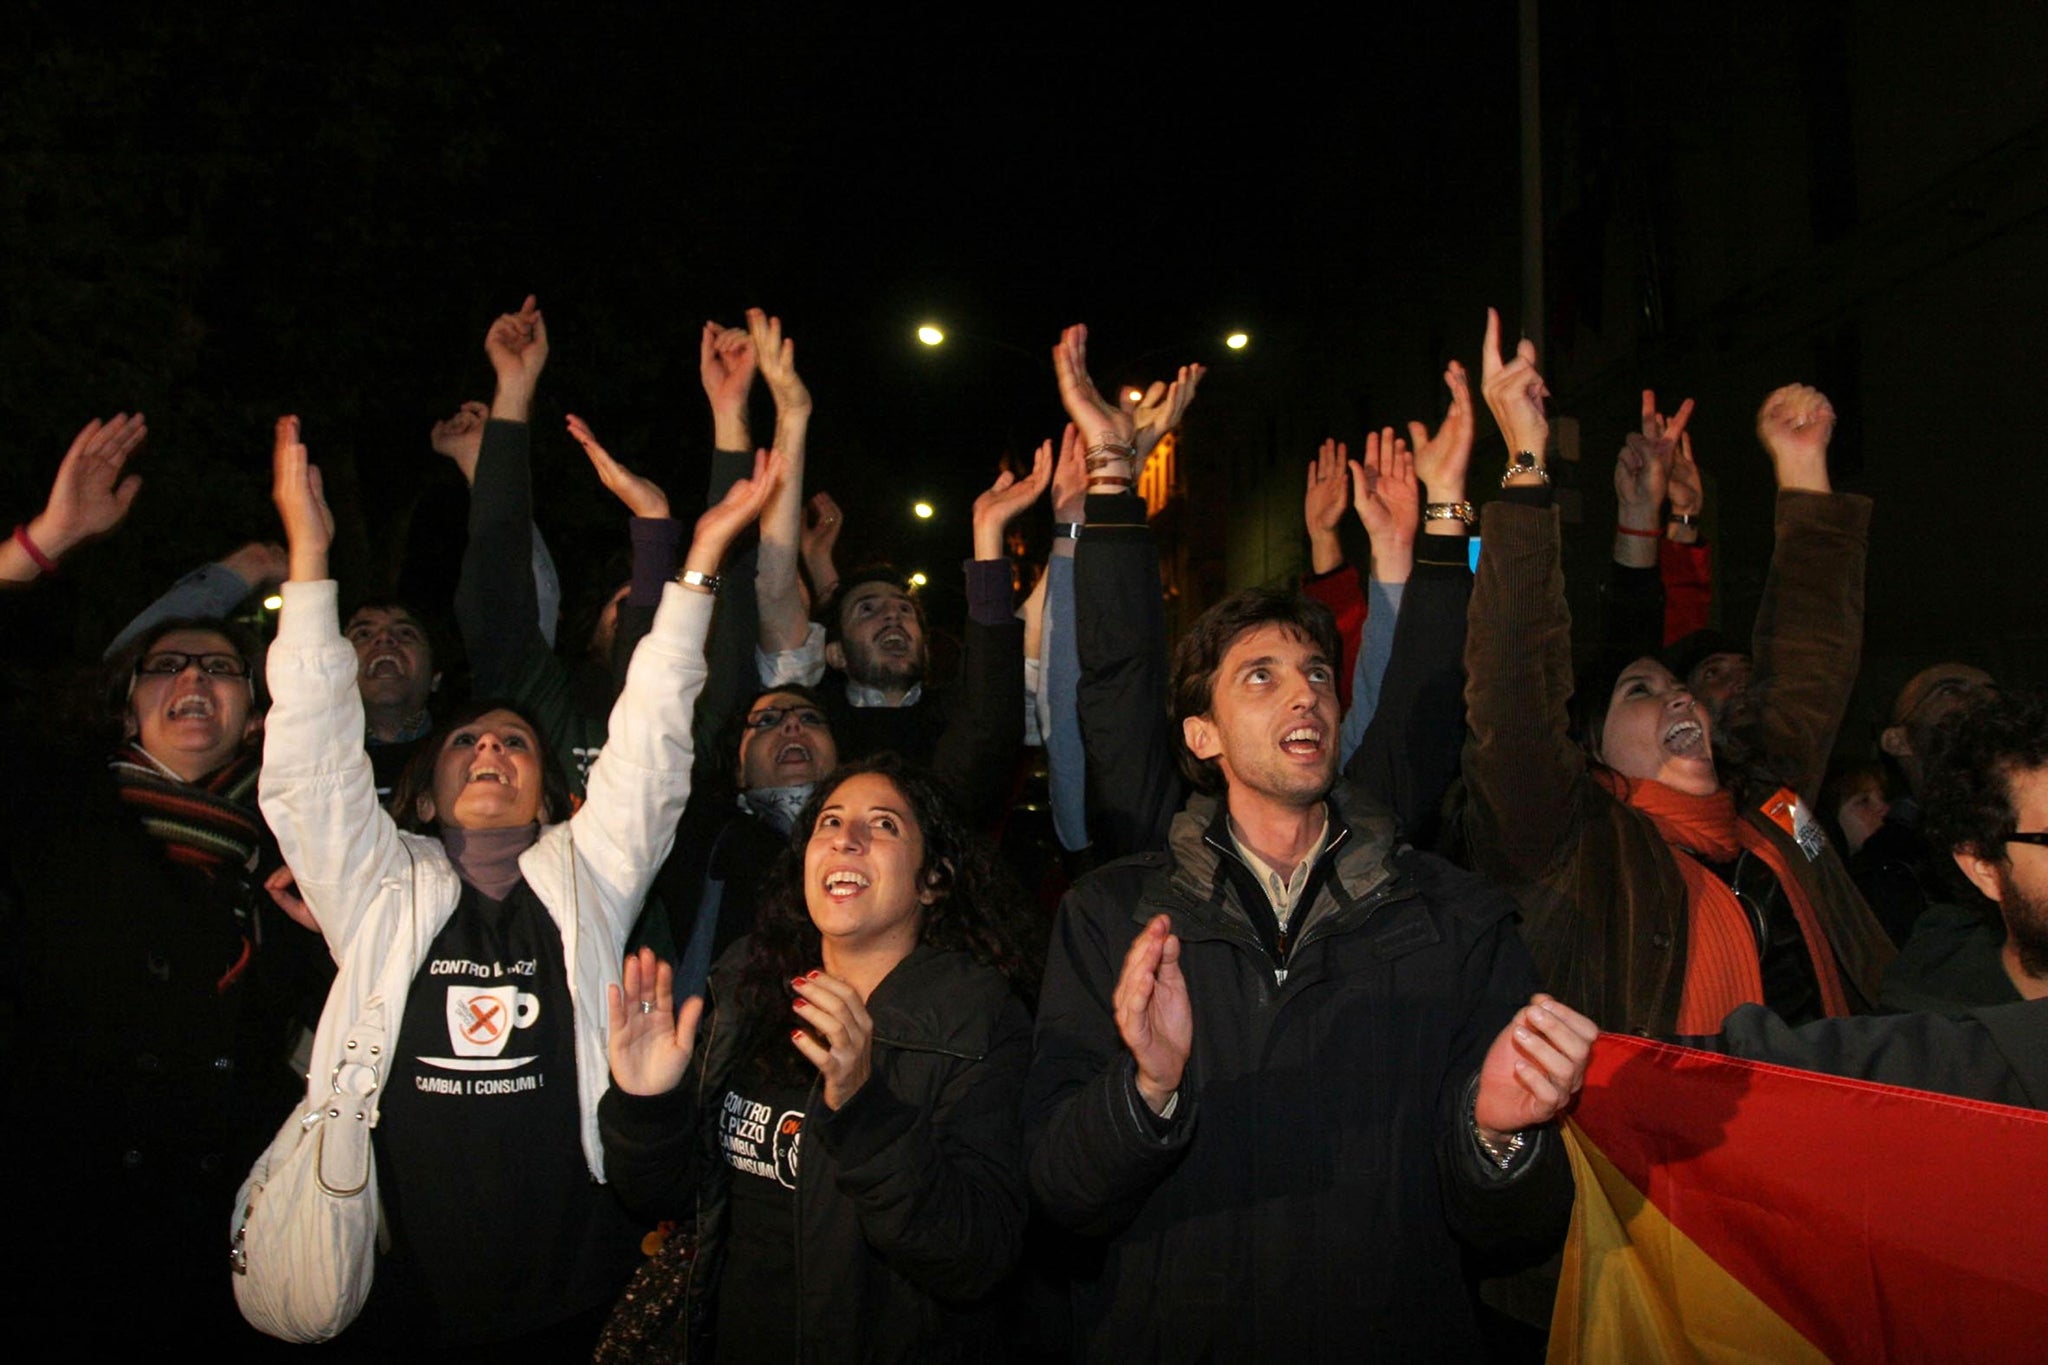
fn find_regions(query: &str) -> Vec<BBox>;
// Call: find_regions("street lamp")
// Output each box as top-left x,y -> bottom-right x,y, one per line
916,324 -> 946,346
908,571 -> 928,588
1225,331 -> 1250,351
913,501 -> 934,520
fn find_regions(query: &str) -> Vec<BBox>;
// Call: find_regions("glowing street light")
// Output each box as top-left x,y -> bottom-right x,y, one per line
262,594 -> 284,611
908,571 -> 928,588
1224,331 -> 1250,351
913,500 -> 935,519
916,324 -> 946,346
1126,388 -> 1144,404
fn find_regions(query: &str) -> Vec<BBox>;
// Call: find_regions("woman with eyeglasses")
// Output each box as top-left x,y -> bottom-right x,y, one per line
254,415 -> 782,1350
1462,311 -> 1894,1039
597,754 -> 1037,1363
5,614 -> 325,1348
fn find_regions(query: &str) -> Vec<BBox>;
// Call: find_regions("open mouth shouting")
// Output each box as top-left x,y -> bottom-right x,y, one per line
1662,716 -> 1707,757
822,868 -> 871,901
1280,724 -> 1325,759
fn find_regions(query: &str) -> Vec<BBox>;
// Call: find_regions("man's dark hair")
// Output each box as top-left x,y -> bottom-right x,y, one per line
105,615 -> 267,722
815,565 -> 926,646
340,595 -> 451,675
1169,586 -> 1341,795
388,696 -> 574,832
1922,686 -> 2048,860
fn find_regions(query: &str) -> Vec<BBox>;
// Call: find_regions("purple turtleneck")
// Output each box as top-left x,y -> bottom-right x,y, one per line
438,823 -> 541,901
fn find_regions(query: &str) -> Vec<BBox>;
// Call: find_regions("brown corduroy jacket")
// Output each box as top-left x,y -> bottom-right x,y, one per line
1462,492 -> 1896,1037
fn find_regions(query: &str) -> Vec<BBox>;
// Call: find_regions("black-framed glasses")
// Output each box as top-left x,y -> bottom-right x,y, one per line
744,705 -> 828,731
2006,833 -> 2048,848
134,651 -> 250,679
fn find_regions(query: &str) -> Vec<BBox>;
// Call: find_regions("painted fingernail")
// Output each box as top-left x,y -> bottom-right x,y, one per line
807,970 -> 822,980
791,977 -> 807,989
790,1029 -> 805,1041
792,998 -> 808,1009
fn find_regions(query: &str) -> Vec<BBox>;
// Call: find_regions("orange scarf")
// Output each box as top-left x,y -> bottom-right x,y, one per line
1593,771 -> 1850,1032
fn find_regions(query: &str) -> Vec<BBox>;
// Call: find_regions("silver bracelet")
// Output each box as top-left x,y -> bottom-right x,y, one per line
1500,450 -> 1551,488
678,569 -> 721,595
1424,501 -> 1477,528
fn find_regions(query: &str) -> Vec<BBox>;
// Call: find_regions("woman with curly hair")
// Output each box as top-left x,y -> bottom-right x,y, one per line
598,754 -> 1037,1364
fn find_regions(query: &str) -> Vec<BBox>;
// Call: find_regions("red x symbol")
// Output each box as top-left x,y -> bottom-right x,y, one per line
462,997 -> 504,1043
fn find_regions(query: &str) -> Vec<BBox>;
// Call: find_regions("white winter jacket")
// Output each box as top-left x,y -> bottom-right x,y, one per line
260,578 -> 710,1179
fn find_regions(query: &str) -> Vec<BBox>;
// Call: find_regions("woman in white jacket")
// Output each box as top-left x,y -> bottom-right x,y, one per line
259,414 -> 782,1348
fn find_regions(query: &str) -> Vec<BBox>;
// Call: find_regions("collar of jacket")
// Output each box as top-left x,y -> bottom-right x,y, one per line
1156,781 -> 1402,946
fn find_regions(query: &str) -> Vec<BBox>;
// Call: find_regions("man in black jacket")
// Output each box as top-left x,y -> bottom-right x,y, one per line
1023,585 -> 1592,1361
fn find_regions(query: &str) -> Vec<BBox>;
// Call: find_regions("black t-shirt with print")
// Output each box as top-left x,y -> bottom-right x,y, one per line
373,879 -> 640,1343
712,1044 -> 811,1365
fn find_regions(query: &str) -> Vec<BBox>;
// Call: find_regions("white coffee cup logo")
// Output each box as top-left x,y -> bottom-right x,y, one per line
447,985 -> 540,1058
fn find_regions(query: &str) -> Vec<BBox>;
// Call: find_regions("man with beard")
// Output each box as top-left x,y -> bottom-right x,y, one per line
343,599 -> 443,797
1879,685 -> 2044,1013
1679,687 -> 2048,1107
1855,662 -> 2000,943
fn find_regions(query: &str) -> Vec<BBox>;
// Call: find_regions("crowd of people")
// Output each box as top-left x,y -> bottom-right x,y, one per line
1,294 -> 2038,1360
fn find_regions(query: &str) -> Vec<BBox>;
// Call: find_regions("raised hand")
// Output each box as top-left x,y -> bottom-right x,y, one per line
1125,363 -> 1206,460
1473,994 -> 1598,1139
1613,433 -> 1670,522
1667,431 -> 1704,521
1351,430 -> 1420,542
1051,423 -> 1088,524
745,308 -> 812,422
972,441 -> 1054,560
607,947 -> 705,1098
1052,324 -> 1136,456
484,294 -> 549,422
1755,383 -> 1835,493
1115,914 -> 1193,1115
219,541 -> 289,591
430,400 -> 490,484
699,321 -> 758,448
1408,360 -> 1476,504
271,415 -> 334,582
684,447 -> 785,578
1480,308 -> 1550,469
34,413 -> 148,558
789,970 -> 876,1110
567,413 -> 670,520
1640,388 -> 1696,446
1304,439 -> 1350,575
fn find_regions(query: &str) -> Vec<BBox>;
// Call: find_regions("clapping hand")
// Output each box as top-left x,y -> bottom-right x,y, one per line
1473,994 -> 1598,1140
567,413 -> 670,520
271,415 -> 334,583
1114,914 -> 1193,1116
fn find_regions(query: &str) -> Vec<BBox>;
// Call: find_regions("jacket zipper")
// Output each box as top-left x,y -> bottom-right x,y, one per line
1188,829 -> 1408,987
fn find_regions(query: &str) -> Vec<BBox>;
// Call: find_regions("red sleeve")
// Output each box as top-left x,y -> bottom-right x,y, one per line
1302,564 -> 1367,711
1660,538 -> 1712,646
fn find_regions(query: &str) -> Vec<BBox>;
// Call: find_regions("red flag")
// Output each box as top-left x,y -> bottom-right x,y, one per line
1551,1033 -> 2048,1362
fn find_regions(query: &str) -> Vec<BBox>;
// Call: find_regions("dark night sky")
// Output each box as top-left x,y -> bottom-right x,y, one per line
9,2 -> 2043,697
0,2 -> 1530,660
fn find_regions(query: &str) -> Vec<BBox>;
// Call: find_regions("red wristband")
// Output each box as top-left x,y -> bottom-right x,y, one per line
1615,524 -> 1660,540
13,523 -> 57,575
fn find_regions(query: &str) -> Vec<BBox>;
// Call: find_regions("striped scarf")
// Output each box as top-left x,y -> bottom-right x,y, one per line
108,742 -> 265,879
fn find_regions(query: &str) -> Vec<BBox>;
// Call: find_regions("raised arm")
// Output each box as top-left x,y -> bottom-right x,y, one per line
1659,430 -> 1714,644
1062,326 -> 1190,856
569,448 -> 783,927
1463,309 -> 1584,881
1742,384 -> 1869,802
748,310 -> 816,663
923,444 -> 1047,821
104,540 -> 284,659
260,416 -> 404,961
3,414 -> 147,588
